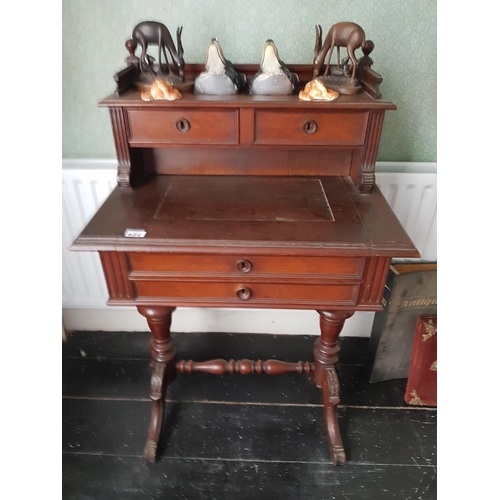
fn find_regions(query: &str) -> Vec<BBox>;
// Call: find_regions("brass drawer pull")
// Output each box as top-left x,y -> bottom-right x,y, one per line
236,286 -> 252,300
236,259 -> 252,273
303,120 -> 318,135
176,118 -> 191,133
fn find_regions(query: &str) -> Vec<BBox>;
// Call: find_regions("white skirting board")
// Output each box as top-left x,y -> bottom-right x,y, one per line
62,160 -> 437,336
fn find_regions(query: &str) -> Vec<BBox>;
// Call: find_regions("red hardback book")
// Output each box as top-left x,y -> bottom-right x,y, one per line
404,315 -> 437,406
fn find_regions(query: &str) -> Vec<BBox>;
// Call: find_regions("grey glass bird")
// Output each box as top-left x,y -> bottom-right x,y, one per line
194,38 -> 246,95
249,40 -> 299,95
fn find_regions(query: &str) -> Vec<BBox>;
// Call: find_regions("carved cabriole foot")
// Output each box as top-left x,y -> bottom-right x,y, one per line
314,310 -> 353,466
323,366 -> 346,465
137,306 -> 176,463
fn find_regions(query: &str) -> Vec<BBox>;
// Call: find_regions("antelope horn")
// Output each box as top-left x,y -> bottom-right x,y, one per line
176,26 -> 184,58
314,25 -> 323,58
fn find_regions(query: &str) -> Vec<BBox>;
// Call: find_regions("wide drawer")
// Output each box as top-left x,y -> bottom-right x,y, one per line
127,109 -> 239,145
127,253 -> 365,280
253,110 -> 368,146
133,280 -> 359,306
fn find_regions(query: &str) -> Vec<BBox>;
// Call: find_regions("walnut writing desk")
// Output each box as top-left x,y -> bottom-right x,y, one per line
72,64 -> 419,465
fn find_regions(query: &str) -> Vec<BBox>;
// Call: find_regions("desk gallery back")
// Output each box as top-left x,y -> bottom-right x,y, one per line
71,20 -> 419,466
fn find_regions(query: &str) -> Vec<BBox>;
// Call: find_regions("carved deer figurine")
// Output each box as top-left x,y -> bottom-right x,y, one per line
313,22 -> 367,81
132,21 -> 185,81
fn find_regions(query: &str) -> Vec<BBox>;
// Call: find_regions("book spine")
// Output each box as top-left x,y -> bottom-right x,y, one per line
404,315 -> 437,406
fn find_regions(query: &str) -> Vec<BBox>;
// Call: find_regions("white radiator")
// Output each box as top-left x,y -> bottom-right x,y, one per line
62,160 -> 436,334
62,163 -> 117,307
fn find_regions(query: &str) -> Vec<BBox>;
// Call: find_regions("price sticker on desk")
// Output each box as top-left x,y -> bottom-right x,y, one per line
124,228 -> 147,238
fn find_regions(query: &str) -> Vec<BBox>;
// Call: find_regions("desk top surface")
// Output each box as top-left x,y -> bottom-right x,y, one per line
72,175 -> 418,258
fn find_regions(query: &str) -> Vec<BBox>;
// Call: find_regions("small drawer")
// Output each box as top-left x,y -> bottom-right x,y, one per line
253,110 -> 368,146
128,109 -> 238,145
127,253 -> 365,281
133,280 -> 359,306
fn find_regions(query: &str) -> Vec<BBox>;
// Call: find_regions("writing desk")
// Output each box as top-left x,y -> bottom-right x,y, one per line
72,64 -> 419,465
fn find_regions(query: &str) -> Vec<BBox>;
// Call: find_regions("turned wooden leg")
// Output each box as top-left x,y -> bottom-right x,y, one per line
314,310 -> 353,466
137,306 -> 176,463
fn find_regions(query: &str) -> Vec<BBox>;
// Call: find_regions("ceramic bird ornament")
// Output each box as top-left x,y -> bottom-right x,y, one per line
194,38 -> 246,95
249,40 -> 299,95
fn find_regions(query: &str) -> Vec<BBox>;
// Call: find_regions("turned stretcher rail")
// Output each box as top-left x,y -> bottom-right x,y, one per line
176,359 -> 314,375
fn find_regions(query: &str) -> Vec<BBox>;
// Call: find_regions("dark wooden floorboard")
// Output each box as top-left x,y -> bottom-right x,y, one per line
62,332 -> 437,499
63,400 -> 435,465
63,455 -> 437,500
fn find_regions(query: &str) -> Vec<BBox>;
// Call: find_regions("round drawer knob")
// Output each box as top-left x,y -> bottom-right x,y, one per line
236,286 -> 252,300
303,120 -> 318,135
176,118 -> 191,133
236,259 -> 252,273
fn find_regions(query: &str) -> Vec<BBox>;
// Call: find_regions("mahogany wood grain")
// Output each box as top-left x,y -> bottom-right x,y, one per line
176,359 -> 313,376
359,110 -> 385,192
359,257 -> 391,304
144,147 -> 353,177
358,65 -> 383,99
153,176 -> 334,222
128,108 -> 239,146
109,108 -> 133,187
322,365 -> 346,465
253,109 -> 368,146
99,252 -> 133,300
313,311 -> 354,387
132,281 -> 360,307
136,306 -> 176,462
127,253 -> 365,280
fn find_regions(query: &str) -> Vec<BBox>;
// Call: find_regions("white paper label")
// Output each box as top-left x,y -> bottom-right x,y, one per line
124,228 -> 147,238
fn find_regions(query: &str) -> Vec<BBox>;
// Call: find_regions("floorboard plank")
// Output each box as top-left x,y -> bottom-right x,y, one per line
63,454 -> 437,500
62,400 -> 436,466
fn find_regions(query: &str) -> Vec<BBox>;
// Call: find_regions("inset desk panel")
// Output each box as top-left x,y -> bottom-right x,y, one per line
154,177 -> 334,222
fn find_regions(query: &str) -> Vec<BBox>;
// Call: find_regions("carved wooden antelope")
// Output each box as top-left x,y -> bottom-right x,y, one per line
313,22 -> 367,81
132,21 -> 185,81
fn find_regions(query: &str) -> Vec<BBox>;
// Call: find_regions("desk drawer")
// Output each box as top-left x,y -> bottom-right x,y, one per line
253,110 -> 367,146
128,109 -> 239,145
134,280 -> 359,306
128,253 -> 365,280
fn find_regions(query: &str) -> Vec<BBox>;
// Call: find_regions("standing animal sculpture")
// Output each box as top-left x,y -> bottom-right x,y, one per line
313,22 -> 367,81
132,21 -> 185,81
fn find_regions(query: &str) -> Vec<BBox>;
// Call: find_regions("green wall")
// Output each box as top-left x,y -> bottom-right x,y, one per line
62,0 -> 436,162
